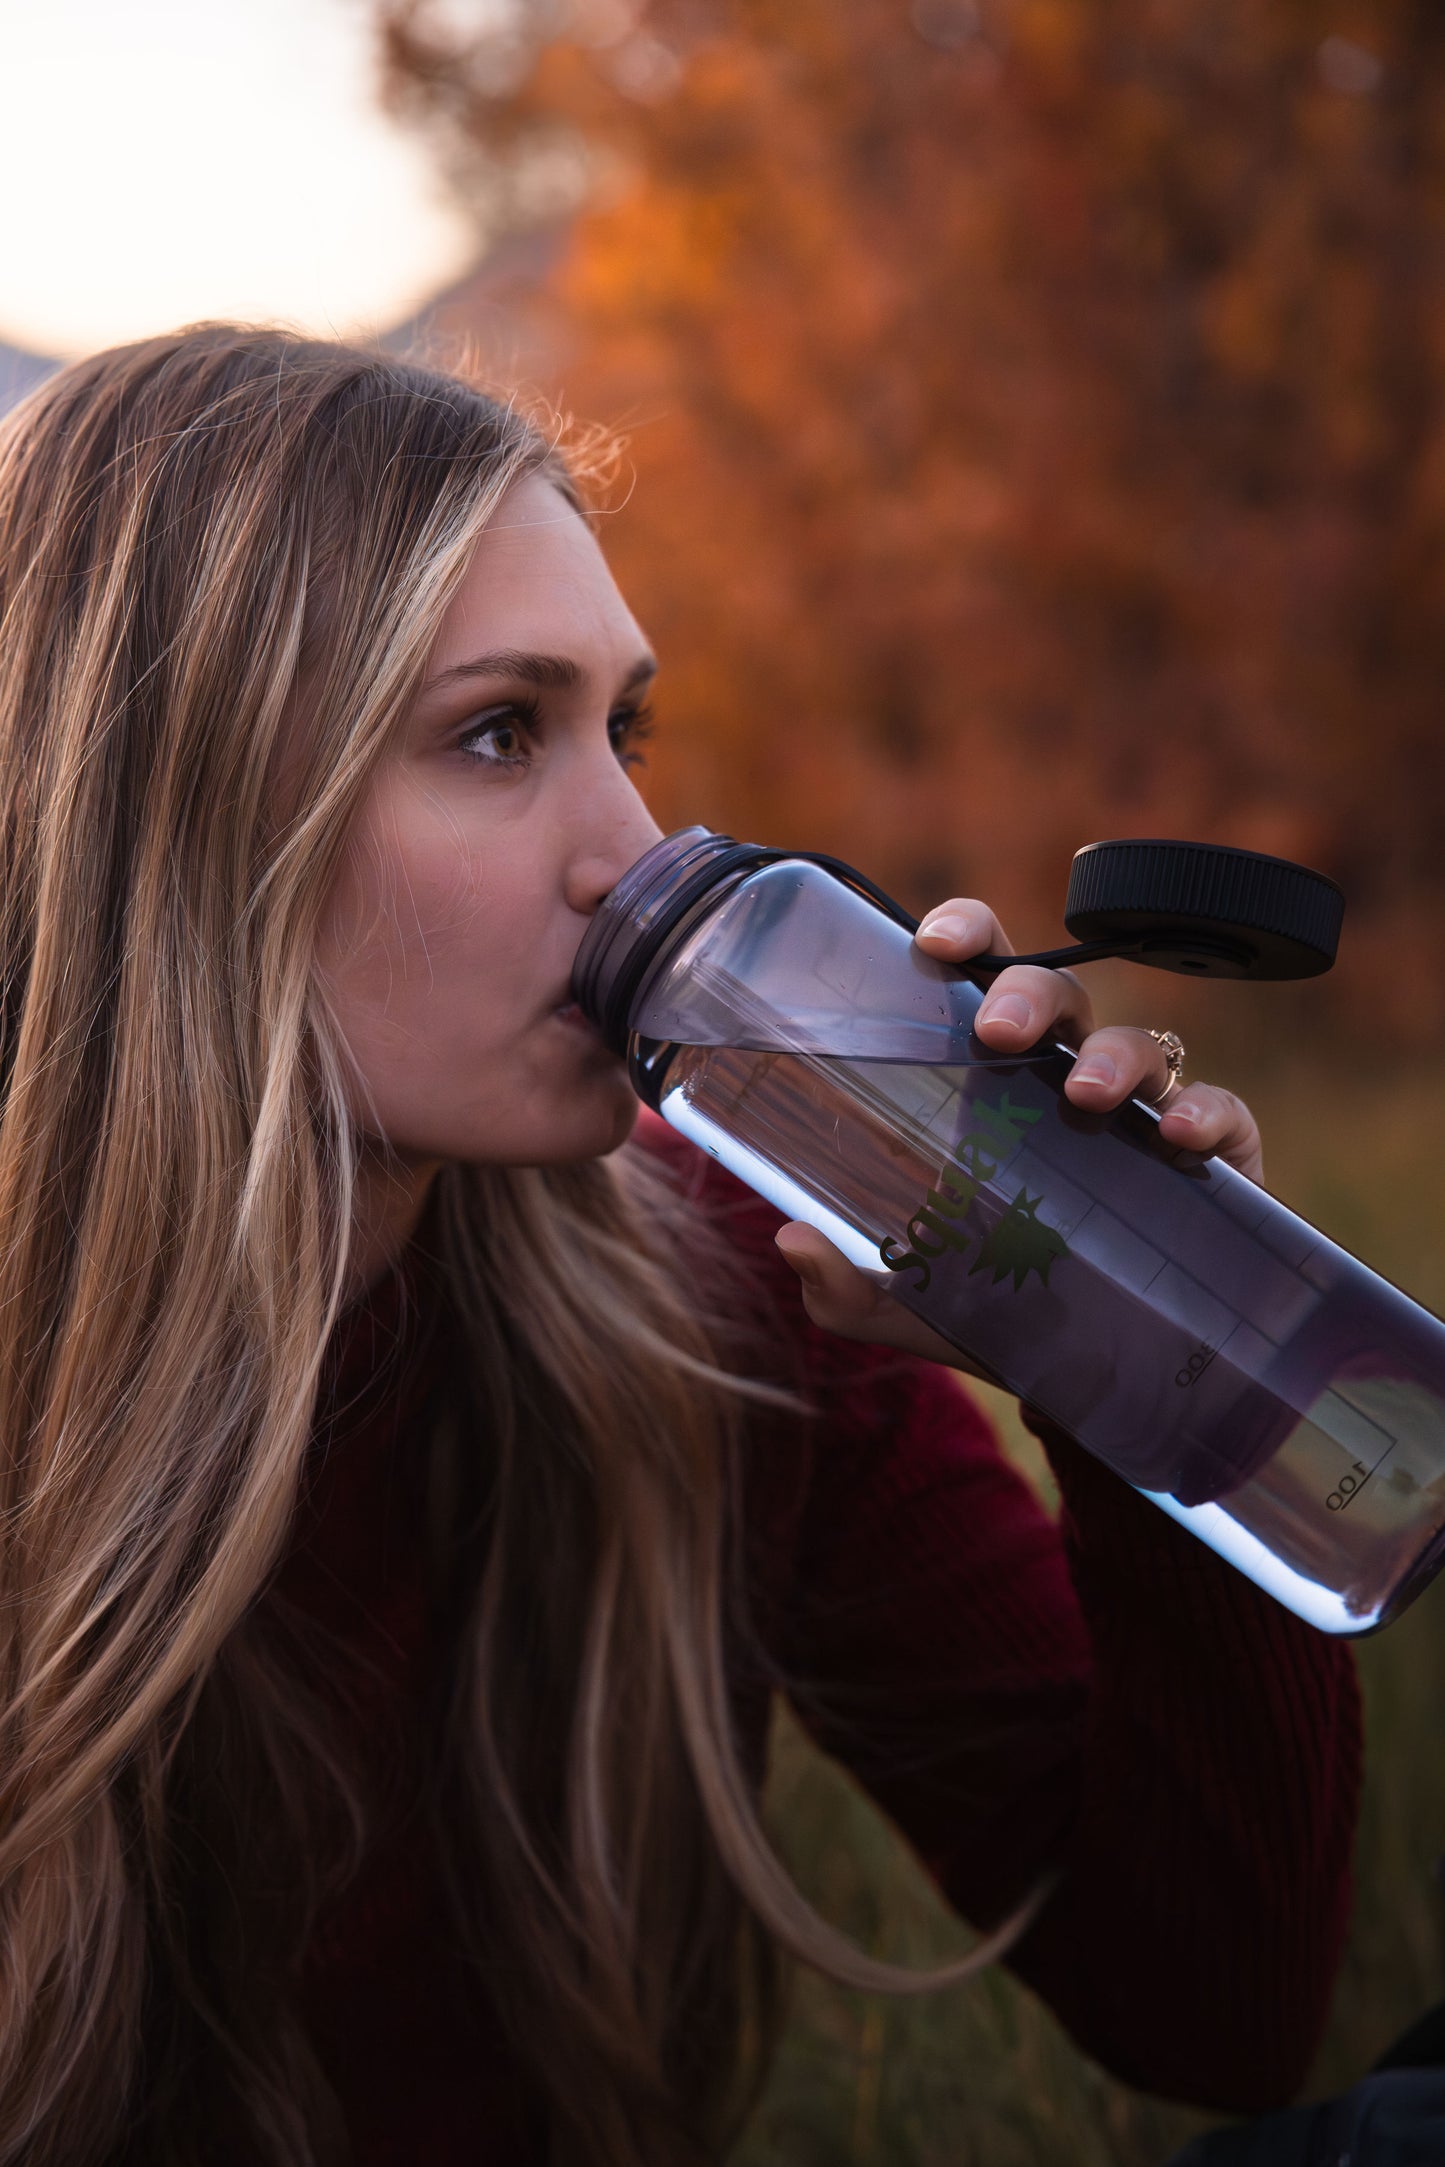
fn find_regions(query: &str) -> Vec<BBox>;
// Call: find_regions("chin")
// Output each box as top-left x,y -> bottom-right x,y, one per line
542,1086 -> 640,1164
467,1076 -> 641,1168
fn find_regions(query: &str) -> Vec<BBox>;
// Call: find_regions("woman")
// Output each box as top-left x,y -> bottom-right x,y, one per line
0,327 -> 1359,2166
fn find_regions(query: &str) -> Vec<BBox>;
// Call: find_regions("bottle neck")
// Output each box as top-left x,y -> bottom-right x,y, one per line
573,827 -> 925,1058
572,828 -> 762,1057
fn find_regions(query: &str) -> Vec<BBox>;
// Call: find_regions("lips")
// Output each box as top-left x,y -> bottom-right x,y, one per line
551,997 -> 597,1035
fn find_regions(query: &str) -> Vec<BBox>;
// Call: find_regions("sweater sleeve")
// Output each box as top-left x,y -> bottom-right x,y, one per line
779,1321 -> 1361,2112
637,1120 -> 1363,2115
1009,1412 -> 1361,2107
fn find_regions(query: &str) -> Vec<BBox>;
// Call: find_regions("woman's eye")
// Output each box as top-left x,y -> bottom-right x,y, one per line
609,701 -> 656,770
458,702 -> 538,769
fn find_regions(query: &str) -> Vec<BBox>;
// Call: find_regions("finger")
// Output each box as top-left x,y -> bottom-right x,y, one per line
773,1224 -> 893,1339
774,1224 -> 971,1366
974,964 -> 1094,1052
1064,1032 -> 1266,1184
1157,1084 -> 1264,1184
914,899 -> 1014,962
1066,1024 -> 1181,1109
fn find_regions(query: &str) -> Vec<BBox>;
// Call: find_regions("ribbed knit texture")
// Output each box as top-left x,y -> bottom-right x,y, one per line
278,1119 -> 1361,2161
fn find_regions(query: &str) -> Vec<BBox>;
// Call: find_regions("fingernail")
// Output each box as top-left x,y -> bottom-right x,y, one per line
978,993 -> 1032,1032
775,1236 -> 822,1288
1073,1054 -> 1117,1087
916,909 -> 974,944
1165,1099 -> 1201,1123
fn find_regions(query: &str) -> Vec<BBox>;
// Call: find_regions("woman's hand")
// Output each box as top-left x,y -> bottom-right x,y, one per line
773,897 -> 1263,1372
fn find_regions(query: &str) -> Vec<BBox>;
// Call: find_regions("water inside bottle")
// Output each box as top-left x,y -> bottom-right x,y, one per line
654,1039 -> 1445,1632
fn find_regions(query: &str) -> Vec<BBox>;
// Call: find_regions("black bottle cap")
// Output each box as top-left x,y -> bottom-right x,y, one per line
1064,839 -> 1344,979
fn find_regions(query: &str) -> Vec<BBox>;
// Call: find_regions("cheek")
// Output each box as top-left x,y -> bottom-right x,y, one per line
314,783 -> 632,1166
317,801 -> 519,1062
333,847 -> 472,985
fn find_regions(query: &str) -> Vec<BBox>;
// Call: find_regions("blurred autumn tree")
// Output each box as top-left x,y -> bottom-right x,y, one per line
377,0 -> 1445,1044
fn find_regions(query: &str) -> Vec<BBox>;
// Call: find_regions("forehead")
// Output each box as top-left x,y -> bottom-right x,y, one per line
429,473 -> 645,671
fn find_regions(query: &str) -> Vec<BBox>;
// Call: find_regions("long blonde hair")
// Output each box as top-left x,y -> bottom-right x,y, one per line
0,328 -> 1024,2167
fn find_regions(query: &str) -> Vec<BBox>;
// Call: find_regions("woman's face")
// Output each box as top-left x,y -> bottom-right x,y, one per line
316,473 -> 663,1172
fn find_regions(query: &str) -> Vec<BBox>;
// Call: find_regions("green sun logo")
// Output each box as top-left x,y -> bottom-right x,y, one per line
969,1186 -> 1068,1292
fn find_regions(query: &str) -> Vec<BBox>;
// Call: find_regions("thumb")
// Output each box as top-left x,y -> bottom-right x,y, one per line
773,1222 -> 991,1374
773,1223 -> 898,1343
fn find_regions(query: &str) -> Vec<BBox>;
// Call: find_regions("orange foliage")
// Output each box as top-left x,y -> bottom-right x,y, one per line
379,0 -> 1445,1044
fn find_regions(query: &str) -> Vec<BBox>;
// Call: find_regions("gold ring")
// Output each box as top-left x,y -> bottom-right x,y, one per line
1144,1028 -> 1186,1107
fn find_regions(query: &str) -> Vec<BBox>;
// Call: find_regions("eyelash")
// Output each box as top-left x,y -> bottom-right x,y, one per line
614,701 -> 656,769
457,695 -> 656,772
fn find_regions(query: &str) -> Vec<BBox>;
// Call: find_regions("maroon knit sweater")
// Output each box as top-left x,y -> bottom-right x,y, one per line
281,1118 -> 1361,2163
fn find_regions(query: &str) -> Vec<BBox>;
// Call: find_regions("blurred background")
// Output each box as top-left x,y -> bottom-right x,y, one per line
4,1 -> 1444,2157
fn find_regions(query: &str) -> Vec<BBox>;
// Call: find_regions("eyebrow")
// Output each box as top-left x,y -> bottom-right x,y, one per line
421,648 -> 658,699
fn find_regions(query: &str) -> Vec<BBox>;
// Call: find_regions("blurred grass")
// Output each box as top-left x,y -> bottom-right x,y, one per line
736,1048 -> 1445,2165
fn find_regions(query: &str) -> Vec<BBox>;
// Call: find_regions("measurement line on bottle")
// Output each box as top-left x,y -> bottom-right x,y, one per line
1326,1441 -> 1395,1514
1174,1340 -> 1218,1389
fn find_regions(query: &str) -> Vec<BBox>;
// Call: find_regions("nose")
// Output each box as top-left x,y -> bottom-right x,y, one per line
563,764 -> 664,919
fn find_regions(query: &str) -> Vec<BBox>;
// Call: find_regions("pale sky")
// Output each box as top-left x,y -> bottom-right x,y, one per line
0,0 -> 479,359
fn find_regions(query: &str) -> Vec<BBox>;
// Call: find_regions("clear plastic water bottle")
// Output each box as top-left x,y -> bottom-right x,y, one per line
574,827 -> 1445,1635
